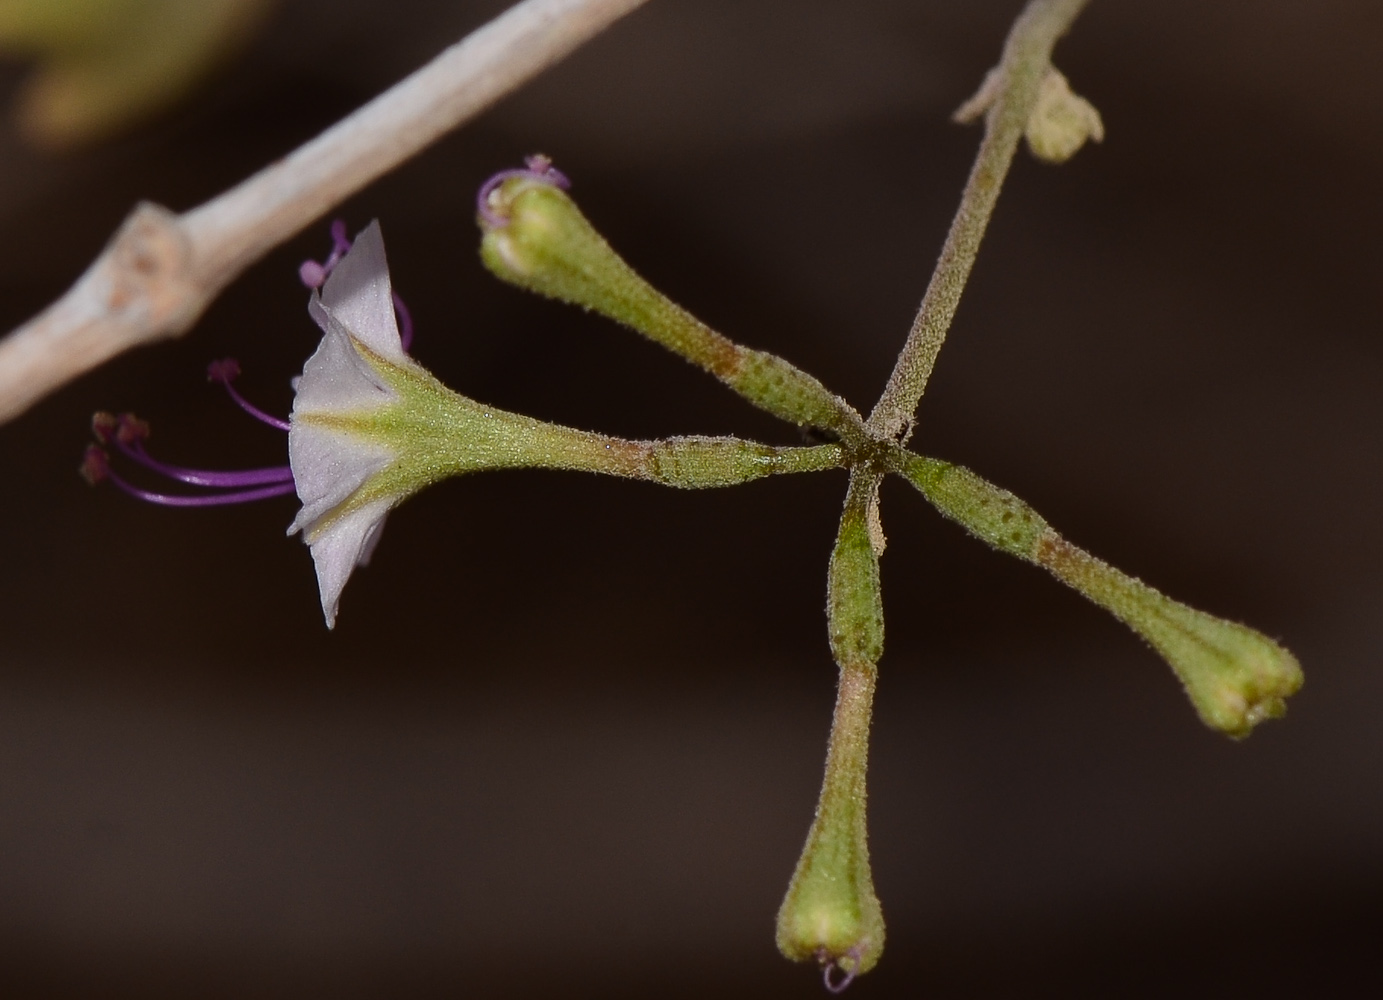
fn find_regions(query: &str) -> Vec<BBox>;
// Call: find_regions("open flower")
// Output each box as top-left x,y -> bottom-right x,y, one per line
80,219 -> 418,629
287,220 -> 409,628
84,202 -> 790,630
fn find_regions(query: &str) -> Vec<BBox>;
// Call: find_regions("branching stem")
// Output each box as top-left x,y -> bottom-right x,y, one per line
867,0 -> 1091,441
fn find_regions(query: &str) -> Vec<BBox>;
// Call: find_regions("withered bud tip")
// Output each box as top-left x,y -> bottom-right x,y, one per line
207,358 -> 242,383
79,445 -> 109,485
115,413 -> 150,445
91,411 -> 118,444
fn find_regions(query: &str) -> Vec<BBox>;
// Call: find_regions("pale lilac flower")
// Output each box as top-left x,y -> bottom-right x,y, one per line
287,221 -> 409,627
82,219 -> 417,628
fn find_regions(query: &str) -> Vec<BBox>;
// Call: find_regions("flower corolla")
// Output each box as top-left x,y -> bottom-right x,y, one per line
288,220 -> 408,628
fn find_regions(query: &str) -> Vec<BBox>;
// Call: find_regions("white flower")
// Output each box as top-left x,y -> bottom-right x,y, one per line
287,221 -> 407,628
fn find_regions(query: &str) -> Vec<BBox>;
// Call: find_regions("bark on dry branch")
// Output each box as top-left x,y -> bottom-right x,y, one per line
0,0 -> 650,425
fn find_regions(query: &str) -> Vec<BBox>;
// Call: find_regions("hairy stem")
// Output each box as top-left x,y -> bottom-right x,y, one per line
480,181 -> 869,445
893,449 -> 1302,738
867,0 -> 1091,441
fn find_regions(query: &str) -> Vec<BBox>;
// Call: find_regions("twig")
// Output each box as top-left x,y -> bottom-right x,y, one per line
866,0 -> 1091,442
0,0 -> 651,426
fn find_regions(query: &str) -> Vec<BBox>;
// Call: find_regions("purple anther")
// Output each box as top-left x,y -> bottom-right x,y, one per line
476,154 -> 571,229
80,445 -> 110,485
83,404 -> 294,508
208,357 -> 291,431
91,412 -> 118,445
298,259 -> 328,288
524,153 -> 571,189
299,218 -> 354,290
207,358 -> 240,382
115,413 -> 150,445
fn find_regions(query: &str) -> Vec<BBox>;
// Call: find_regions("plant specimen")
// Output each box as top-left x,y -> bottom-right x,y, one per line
10,0 -> 1307,989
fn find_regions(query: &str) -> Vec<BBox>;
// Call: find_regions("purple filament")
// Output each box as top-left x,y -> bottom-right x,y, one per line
476,155 -> 571,228
822,963 -> 858,994
820,947 -> 863,995
300,222 -> 414,351
207,359 -> 291,431
393,291 -> 413,352
117,437 -> 292,489
105,464 -> 297,507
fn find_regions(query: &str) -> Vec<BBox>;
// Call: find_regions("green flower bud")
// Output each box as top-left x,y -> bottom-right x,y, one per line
778,474 -> 886,989
776,663 -> 885,989
476,162 -> 866,441
1039,537 -> 1302,739
290,220 -> 844,627
900,453 -> 1302,738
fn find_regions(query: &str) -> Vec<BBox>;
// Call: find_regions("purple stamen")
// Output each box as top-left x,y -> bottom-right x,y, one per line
299,219 -> 352,291
91,411 -> 119,445
82,444 -> 296,507
299,224 -> 415,352
118,438 -> 292,488
208,358 -> 292,431
329,219 -> 350,256
108,467 -> 297,507
298,259 -> 328,288
476,154 -> 572,228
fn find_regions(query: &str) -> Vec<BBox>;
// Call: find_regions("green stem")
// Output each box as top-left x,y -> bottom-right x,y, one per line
337,347 -> 846,509
893,450 -> 1303,738
867,0 -> 1092,441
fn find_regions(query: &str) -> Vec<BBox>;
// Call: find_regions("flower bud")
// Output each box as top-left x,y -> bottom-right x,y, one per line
1039,536 -> 1303,739
776,662 -> 885,986
477,167 -> 866,440
901,454 -> 1302,738
778,474 -> 886,986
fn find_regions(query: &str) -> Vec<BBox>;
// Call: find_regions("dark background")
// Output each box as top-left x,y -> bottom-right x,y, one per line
2,1 -> 1381,996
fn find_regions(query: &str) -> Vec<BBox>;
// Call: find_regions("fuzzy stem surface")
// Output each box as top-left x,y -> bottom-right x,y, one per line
867,0 -> 1091,441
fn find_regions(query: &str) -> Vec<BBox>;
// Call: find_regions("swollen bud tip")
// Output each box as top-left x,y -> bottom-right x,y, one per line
476,154 -> 570,230
777,662 -> 884,984
1037,536 -> 1302,739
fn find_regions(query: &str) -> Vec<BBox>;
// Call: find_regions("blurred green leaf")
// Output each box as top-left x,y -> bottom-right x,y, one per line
0,0 -> 274,148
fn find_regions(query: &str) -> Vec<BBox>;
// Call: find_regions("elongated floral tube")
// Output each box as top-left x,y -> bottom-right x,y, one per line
289,220 -> 845,627
478,177 -> 867,444
895,451 -> 1303,738
297,330 -> 843,624
777,471 -> 885,987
